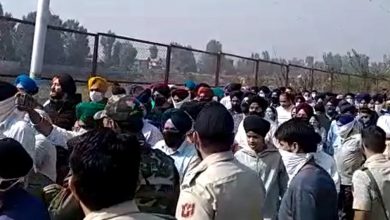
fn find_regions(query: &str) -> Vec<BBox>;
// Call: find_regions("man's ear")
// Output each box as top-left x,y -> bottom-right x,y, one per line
68,175 -> 80,202
291,142 -> 300,153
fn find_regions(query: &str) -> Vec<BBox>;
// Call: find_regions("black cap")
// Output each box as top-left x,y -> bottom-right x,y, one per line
194,102 -> 234,139
0,138 -> 33,179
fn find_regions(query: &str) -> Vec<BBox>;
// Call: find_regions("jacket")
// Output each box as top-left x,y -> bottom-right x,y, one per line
278,160 -> 338,220
235,147 -> 288,220
44,94 -> 81,130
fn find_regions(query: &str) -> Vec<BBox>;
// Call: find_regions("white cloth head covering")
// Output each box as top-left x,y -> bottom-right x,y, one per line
377,114 -> 390,138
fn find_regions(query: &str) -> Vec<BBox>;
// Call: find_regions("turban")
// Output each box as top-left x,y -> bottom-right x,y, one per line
356,93 -> 371,103
197,87 -> 214,99
226,83 -> 242,93
88,76 -> 108,93
172,89 -> 190,100
243,115 -> 271,137
0,138 -> 33,179
152,83 -> 170,98
15,74 -> 39,95
161,109 -> 192,134
76,102 -> 106,123
296,103 -> 314,118
184,80 -> 197,91
212,88 -> 224,99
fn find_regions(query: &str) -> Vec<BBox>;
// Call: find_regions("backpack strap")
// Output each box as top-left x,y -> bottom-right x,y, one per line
361,167 -> 390,220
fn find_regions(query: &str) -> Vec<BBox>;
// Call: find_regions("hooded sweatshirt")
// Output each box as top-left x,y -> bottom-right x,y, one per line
235,146 -> 288,220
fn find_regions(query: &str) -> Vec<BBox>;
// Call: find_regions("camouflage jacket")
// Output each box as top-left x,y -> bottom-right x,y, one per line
137,146 -> 180,216
46,143 -> 180,220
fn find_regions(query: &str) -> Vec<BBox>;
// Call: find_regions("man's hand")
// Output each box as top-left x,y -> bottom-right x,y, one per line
15,93 -> 38,113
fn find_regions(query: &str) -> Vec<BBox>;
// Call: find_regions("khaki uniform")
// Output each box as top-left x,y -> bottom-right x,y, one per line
175,151 -> 265,220
83,200 -> 164,220
352,154 -> 390,220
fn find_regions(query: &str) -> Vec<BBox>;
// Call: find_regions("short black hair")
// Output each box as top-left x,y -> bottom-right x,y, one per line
280,92 -> 294,102
359,107 -> 373,115
361,126 -> 386,154
275,118 -> 321,153
247,96 -> 268,111
194,102 -> 234,152
0,81 -> 18,101
314,103 -> 325,113
68,128 -> 141,211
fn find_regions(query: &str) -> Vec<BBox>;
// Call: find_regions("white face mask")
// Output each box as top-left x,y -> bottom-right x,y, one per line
259,92 -> 266,98
346,98 -> 354,105
375,104 -> 383,113
278,148 -> 313,185
90,91 -> 104,102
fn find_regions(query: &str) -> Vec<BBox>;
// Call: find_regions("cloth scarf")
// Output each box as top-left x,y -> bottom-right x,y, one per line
0,97 -> 17,123
279,148 -> 314,186
172,94 -> 191,109
338,120 -> 356,138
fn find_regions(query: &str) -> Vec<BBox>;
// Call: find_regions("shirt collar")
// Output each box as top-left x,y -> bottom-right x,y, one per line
84,200 -> 139,220
162,141 -> 190,155
200,151 -> 234,168
364,154 -> 388,165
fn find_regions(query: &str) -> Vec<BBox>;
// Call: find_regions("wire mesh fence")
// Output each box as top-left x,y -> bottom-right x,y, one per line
169,45 -> 216,85
1,15 -> 389,94
258,61 -> 286,89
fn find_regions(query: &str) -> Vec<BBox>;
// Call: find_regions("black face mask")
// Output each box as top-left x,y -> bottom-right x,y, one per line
163,131 -> 185,149
231,104 -> 242,113
154,96 -> 166,107
326,106 -> 337,118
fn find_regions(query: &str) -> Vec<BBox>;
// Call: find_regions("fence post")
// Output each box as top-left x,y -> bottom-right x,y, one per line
215,53 -> 222,87
347,74 -> 351,93
164,46 -> 172,84
330,71 -> 334,93
91,35 -> 99,76
255,60 -> 260,87
310,68 -> 314,91
285,65 -> 290,87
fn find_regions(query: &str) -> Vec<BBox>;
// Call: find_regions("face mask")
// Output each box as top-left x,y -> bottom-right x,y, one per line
346,98 -> 354,105
154,96 -> 166,107
265,112 -> 276,121
0,177 -> 24,192
326,107 -> 337,118
304,96 -> 310,101
259,92 -> 266,98
375,104 -> 383,113
278,148 -> 313,185
311,93 -> 316,99
90,91 -> 104,102
163,131 -> 184,149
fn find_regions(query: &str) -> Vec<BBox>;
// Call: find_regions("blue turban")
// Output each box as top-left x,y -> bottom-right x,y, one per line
184,80 -> 197,91
15,74 -> 39,95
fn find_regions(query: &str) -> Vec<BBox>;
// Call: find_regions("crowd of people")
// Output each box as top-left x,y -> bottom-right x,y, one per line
0,73 -> 389,220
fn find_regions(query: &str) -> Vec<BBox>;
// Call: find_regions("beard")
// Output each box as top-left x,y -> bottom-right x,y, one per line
50,90 -> 64,100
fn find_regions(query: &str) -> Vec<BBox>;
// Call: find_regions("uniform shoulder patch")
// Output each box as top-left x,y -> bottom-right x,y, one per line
181,203 -> 195,218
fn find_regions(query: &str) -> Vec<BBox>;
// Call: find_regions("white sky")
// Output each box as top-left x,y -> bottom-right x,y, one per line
2,0 -> 390,62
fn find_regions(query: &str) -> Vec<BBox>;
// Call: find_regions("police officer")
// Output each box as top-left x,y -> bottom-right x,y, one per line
176,102 -> 265,220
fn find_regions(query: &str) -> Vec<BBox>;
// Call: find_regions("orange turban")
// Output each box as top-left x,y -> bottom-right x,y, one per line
88,76 -> 108,93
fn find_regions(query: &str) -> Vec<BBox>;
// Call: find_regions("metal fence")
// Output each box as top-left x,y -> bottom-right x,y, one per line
1,15 -> 388,93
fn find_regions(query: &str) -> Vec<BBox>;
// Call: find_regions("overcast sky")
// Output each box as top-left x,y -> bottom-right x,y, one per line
2,0 -> 390,62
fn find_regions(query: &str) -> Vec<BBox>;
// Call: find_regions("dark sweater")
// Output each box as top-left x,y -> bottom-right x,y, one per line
278,161 -> 338,220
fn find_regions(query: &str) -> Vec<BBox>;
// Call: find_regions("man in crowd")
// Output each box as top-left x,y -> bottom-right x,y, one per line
15,74 -> 39,96
94,95 -> 180,216
228,90 -> 244,133
153,109 -> 200,182
171,88 -> 191,109
68,128 -> 164,220
334,107 -> 364,220
87,76 -> 109,104
0,138 -> 50,219
235,115 -> 287,220
235,95 -> 269,148
352,126 -> 390,220
276,93 -> 294,125
0,81 -> 35,160
276,118 -> 338,220
220,83 -> 241,109
176,102 -> 265,220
